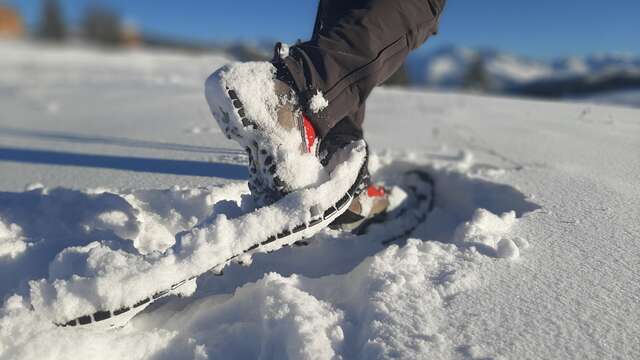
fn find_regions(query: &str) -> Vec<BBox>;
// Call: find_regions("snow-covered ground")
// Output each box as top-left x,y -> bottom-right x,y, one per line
1,41 -> 639,359
577,89 -> 640,108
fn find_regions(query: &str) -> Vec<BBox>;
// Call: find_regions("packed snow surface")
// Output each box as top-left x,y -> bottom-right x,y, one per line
1,41 -> 639,359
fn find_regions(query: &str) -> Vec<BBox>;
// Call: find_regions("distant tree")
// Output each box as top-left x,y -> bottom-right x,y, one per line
38,0 -> 66,42
83,6 -> 122,46
463,55 -> 491,92
226,44 -> 269,62
383,64 -> 411,87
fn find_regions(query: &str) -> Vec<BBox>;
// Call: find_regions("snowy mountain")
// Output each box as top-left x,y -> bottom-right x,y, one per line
0,41 -> 639,359
406,45 -> 640,99
407,46 -> 552,89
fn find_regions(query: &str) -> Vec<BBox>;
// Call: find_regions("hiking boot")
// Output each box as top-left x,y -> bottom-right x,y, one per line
205,61 -> 324,206
329,182 -> 390,232
205,61 -> 389,230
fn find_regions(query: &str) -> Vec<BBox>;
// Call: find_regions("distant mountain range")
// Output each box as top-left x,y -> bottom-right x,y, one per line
140,37 -> 640,106
405,45 -> 640,101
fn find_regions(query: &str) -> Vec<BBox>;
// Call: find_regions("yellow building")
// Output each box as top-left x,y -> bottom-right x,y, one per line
0,5 -> 23,38
121,24 -> 142,47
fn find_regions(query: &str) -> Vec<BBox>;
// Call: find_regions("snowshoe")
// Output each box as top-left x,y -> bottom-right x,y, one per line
329,183 -> 390,232
53,162 -> 435,330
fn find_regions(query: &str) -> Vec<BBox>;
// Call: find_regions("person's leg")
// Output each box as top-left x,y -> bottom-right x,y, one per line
277,0 -> 446,137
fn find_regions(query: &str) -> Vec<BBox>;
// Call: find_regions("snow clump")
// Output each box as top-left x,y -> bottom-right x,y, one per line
277,43 -> 290,59
309,91 -> 329,113
454,208 -> 525,259
0,219 -> 27,259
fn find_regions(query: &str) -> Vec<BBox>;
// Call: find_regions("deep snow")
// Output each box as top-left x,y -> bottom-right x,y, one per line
0,41 -> 639,359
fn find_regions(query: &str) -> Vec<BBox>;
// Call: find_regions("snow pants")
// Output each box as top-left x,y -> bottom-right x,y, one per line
280,0 -> 446,137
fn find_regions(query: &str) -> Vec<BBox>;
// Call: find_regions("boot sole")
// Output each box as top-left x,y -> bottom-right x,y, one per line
205,69 -> 287,201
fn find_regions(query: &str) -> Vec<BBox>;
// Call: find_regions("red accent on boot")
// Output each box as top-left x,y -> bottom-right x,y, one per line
367,185 -> 386,197
302,114 -> 317,153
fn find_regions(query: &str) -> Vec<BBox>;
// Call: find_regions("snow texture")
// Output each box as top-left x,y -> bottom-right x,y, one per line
0,219 -> 26,259
27,143 -> 364,323
309,91 -> 329,113
278,43 -> 290,59
1,41 -> 639,360
453,209 -> 523,258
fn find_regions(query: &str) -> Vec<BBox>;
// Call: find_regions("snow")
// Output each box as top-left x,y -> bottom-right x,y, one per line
309,91 -> 329,113
24,142 -> 364,324
578,89 -> 640,108
486,54 -> 553,83
408,45 -> 640,95
453,209 -> 522,258
1,41 -> 639,359
428,57 -> 459,82
277,43 -> 290,59
0,219 -> 26,259
408,46 -> 557,88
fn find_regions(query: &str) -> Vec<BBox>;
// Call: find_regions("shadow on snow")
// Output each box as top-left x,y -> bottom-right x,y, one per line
0,126 -> 245,156
0,146 -> 248,179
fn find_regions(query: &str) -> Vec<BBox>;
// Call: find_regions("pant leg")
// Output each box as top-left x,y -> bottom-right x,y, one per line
310,2 -> 368,138
280,0 -> 446,137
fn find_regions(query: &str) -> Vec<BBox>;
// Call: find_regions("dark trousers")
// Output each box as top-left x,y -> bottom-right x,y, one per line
281,0 -> 446,137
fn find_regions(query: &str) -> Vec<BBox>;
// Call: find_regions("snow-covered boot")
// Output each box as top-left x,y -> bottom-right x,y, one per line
329,182 -> 390,232
205,62 -> 327,205
313,116 -> 390,231
205,61 -> 390,229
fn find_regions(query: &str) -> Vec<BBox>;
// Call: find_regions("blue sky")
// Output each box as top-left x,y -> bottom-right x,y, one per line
9,0 -> 640,59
